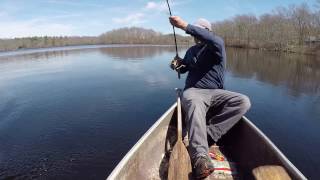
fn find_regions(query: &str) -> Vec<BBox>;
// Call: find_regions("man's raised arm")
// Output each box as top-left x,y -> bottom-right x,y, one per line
169,16 -> 224,56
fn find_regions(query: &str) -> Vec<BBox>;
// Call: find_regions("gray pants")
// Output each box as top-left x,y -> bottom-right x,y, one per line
181,88 -> 251,161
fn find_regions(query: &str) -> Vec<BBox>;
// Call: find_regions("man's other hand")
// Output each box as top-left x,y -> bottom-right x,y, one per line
169,16 -> 188,31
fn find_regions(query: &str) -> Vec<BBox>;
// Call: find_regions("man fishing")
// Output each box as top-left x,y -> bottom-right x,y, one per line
169,16 -> 251,179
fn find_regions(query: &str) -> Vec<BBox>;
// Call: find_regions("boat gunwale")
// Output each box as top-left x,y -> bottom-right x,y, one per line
106,103 -> 177,180
242,116 -> 307,180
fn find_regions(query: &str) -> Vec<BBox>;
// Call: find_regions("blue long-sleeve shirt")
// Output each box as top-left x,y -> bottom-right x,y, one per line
180,24 -> 226,90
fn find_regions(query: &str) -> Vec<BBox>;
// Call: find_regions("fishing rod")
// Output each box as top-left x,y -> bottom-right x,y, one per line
166,0 -> 182,79
166,0 -> 178,57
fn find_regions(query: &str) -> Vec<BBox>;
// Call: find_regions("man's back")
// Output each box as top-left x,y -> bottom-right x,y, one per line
181,25 -> 226,90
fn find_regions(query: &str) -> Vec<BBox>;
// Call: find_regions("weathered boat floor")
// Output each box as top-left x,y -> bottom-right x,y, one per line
163,123 -> 292,180
107,103 -> 306,180
163,128 -> 240,180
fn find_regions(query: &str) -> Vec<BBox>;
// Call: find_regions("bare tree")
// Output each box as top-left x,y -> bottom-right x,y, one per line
290,3 -> 312,45
213,2 -> 317,53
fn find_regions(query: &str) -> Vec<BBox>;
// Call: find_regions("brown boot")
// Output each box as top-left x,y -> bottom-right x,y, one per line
193,154 -> 214,179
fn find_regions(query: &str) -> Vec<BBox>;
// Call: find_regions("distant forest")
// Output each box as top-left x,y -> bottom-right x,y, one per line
0,27 -> 192,52
0,2 -> 319,54
213,2 -> 320,54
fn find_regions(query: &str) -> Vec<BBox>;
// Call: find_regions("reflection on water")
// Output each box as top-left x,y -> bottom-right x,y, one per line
0,48 -> 96,63
227,48 -> 320,96
0,45 -> 319,179
0,45 -> 184,62
98,45 -> 183,60
1,46 -> 319,97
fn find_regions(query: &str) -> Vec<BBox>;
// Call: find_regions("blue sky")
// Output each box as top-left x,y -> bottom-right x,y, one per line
0,0 -> 317,38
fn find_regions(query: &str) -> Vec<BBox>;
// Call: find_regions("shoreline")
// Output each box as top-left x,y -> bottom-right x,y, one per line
0,43 -> 318,57
0,44 -> 189,57
225,44 -> 319,56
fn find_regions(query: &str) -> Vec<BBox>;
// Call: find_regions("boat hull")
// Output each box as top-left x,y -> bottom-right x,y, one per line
107,103 -> 306,180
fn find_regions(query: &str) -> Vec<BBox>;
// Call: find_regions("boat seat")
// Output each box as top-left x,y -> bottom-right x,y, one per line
252,165 -> 291,180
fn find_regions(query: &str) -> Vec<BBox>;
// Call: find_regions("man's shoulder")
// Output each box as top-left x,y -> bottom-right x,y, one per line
213,35 -> 225,47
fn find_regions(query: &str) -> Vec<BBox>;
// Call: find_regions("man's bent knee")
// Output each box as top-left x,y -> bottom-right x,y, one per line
239,95 -> 251,112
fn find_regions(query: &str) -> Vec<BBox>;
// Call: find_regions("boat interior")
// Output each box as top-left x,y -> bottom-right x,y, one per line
108,104 -> 303,180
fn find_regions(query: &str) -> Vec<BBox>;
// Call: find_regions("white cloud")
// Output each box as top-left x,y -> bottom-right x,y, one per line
45,0 -> 100,7
0,19 -> 74,38
111,1 -> 168,27
0,11 -> 6,17
0,0 -> 191,38
145,1 -> 167,12
0,10 -> 11,20
112,13 -> 145,25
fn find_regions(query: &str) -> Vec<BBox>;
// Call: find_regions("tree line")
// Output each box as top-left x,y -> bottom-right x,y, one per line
0,2 -> 319,54
0,27 -> 192,52
213,2 -> 320,54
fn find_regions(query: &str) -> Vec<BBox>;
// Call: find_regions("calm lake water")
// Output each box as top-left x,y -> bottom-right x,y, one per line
0,45 -> 319,179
